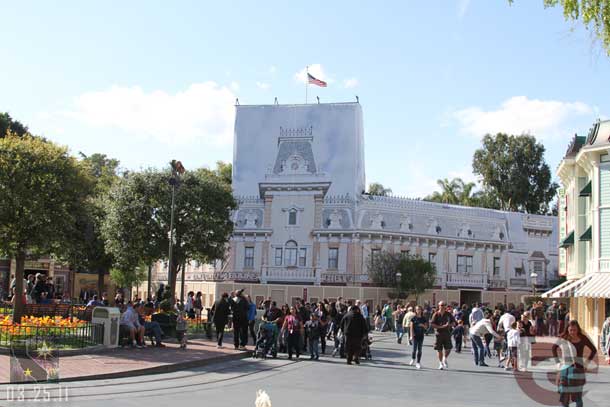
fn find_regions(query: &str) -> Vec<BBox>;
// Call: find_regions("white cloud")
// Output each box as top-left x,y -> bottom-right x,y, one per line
256,81 -> 271,90
68,82 -> 236,145
343,78 -> 359,89
457,0 -> 471,19
452,96 -> 593,139
230,81 -> 240,91
269,65 -> 277,74
294,64 -> 332,84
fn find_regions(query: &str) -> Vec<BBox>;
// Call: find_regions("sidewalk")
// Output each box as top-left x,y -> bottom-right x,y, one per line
0,336 -> 250,383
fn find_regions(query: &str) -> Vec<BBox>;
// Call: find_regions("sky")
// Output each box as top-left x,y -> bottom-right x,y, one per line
1,0 -> 608,198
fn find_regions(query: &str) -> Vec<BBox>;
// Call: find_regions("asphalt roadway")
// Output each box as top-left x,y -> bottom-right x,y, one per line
1,332 -> 609,407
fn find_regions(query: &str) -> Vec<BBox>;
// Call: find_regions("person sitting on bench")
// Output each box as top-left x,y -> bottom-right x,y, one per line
138,303 -> 165,347
120,302 -> 145,348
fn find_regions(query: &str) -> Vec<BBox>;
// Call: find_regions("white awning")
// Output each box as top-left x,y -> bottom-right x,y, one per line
541,275 -> 592,298
541,279 -> 572,298
575,273 -> 610,298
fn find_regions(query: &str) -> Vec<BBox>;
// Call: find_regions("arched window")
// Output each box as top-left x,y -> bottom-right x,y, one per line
288,209 -> 297,225
285,240 -> 298,266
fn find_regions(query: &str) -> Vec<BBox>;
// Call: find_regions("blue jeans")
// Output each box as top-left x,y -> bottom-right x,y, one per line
396,325 -> 404,341
309,337 -> 320,358
412,336 -> 423,363
471,335 -> 486,366
144,321 -> 163,345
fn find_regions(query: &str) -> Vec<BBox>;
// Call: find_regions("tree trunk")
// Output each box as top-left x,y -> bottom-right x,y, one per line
97,268 -> 105,297
12,252 -> 26,323
180,261 -> 186,303
147,264 -> 152,301
168,259 -> 179,304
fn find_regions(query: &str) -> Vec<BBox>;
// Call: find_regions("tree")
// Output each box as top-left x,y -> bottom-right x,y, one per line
472,133 -> 558,214
102,167 -> 236,302
510,0 -> 610,56
367,251 -> 436,300
368,182 -> 392,196
66,153 -> 120,296
109,264 -> 147,291
0,135 -> 92,322
0,112 -> 29,138
214,161 -> 232,185
425,178 -> 477,206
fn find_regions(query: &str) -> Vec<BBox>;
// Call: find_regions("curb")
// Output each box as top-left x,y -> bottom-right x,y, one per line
2,349 -> 253,385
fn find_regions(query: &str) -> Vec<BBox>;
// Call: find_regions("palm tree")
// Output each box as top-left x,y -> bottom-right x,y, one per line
368,182 -> 392,196
426,178 -> 476,206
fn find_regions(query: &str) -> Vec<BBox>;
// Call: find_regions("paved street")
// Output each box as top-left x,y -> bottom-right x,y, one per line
1,332 -> 609,406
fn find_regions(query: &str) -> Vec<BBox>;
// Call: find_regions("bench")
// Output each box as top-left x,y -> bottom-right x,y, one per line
75,306 -> 94,321
152,313 -> 177,339
22,303 -> 72,318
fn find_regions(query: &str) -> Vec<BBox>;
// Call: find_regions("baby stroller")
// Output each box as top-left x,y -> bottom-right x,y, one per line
360,335 -> 372,360
253,322 -> 278,359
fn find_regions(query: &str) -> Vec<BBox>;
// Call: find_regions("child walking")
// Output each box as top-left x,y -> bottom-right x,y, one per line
176,311 -> 188,349
305,313 -> 322,360
452,320 -> 465,353
506,321 -> 520,371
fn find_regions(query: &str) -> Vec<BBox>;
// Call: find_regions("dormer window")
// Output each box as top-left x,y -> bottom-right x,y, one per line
288,209 -> 297,225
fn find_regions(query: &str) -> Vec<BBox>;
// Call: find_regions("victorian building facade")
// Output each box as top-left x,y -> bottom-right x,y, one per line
542,120 -> 610,349
154,102 -> 559,310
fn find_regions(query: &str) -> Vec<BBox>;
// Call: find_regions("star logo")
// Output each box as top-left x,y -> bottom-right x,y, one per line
37,341 -> 53,359
24,368 -> 32,377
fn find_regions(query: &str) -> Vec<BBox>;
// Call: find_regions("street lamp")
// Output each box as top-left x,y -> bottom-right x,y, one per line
167,160 -> 185,300
530,271 -> 538,297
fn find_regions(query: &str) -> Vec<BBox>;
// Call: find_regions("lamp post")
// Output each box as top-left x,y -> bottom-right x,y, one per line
167,160 -> 185,300
530,271 -> 538,297
395,271 -> 402,299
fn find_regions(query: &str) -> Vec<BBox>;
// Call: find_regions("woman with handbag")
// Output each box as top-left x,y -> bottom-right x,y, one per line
552,320 -> 597,407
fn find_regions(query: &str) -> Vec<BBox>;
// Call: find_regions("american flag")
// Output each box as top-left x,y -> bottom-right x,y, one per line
308,73 -> 327,87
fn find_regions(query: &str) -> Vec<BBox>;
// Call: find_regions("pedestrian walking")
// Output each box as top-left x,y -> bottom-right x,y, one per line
552,320 -> 597,407
340,305 -> 369,365
430,301 -> 456,370
229,289 -> 250,350
305,313 -> 323,360
281,306 -> 303,360
409,305 -> 428,369
452,320 -> 465,353
394,306 -> 406,344
247,295 -> 257,345
212,292 -> 230,348
402,306 -> 416,345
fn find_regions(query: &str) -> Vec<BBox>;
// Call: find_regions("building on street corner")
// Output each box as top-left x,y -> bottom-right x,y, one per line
543,120 -> 610,349
150,101 -> 559,311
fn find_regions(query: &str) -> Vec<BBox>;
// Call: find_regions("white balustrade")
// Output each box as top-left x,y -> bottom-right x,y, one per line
264,267 -> 317,282
599,258 -> 610,272
445,273 -> 487,288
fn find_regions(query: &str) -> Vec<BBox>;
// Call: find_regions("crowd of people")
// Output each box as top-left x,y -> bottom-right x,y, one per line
7,273 -> 59,304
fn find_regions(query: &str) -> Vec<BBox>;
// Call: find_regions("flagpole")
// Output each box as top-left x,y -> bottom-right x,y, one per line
305,65 -> 308,104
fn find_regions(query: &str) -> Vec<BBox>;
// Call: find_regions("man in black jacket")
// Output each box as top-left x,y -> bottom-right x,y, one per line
340,305 -> 369,365
229,289 -> 249,350
212,293 -> 231,348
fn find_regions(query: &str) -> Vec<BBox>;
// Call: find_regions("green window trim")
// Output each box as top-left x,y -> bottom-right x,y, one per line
560,231 -> 575,248
579,226 -> 592,241
579,180 -> 592,197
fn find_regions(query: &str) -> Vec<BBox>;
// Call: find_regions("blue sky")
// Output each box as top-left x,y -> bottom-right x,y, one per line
1,0 -> 608,197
